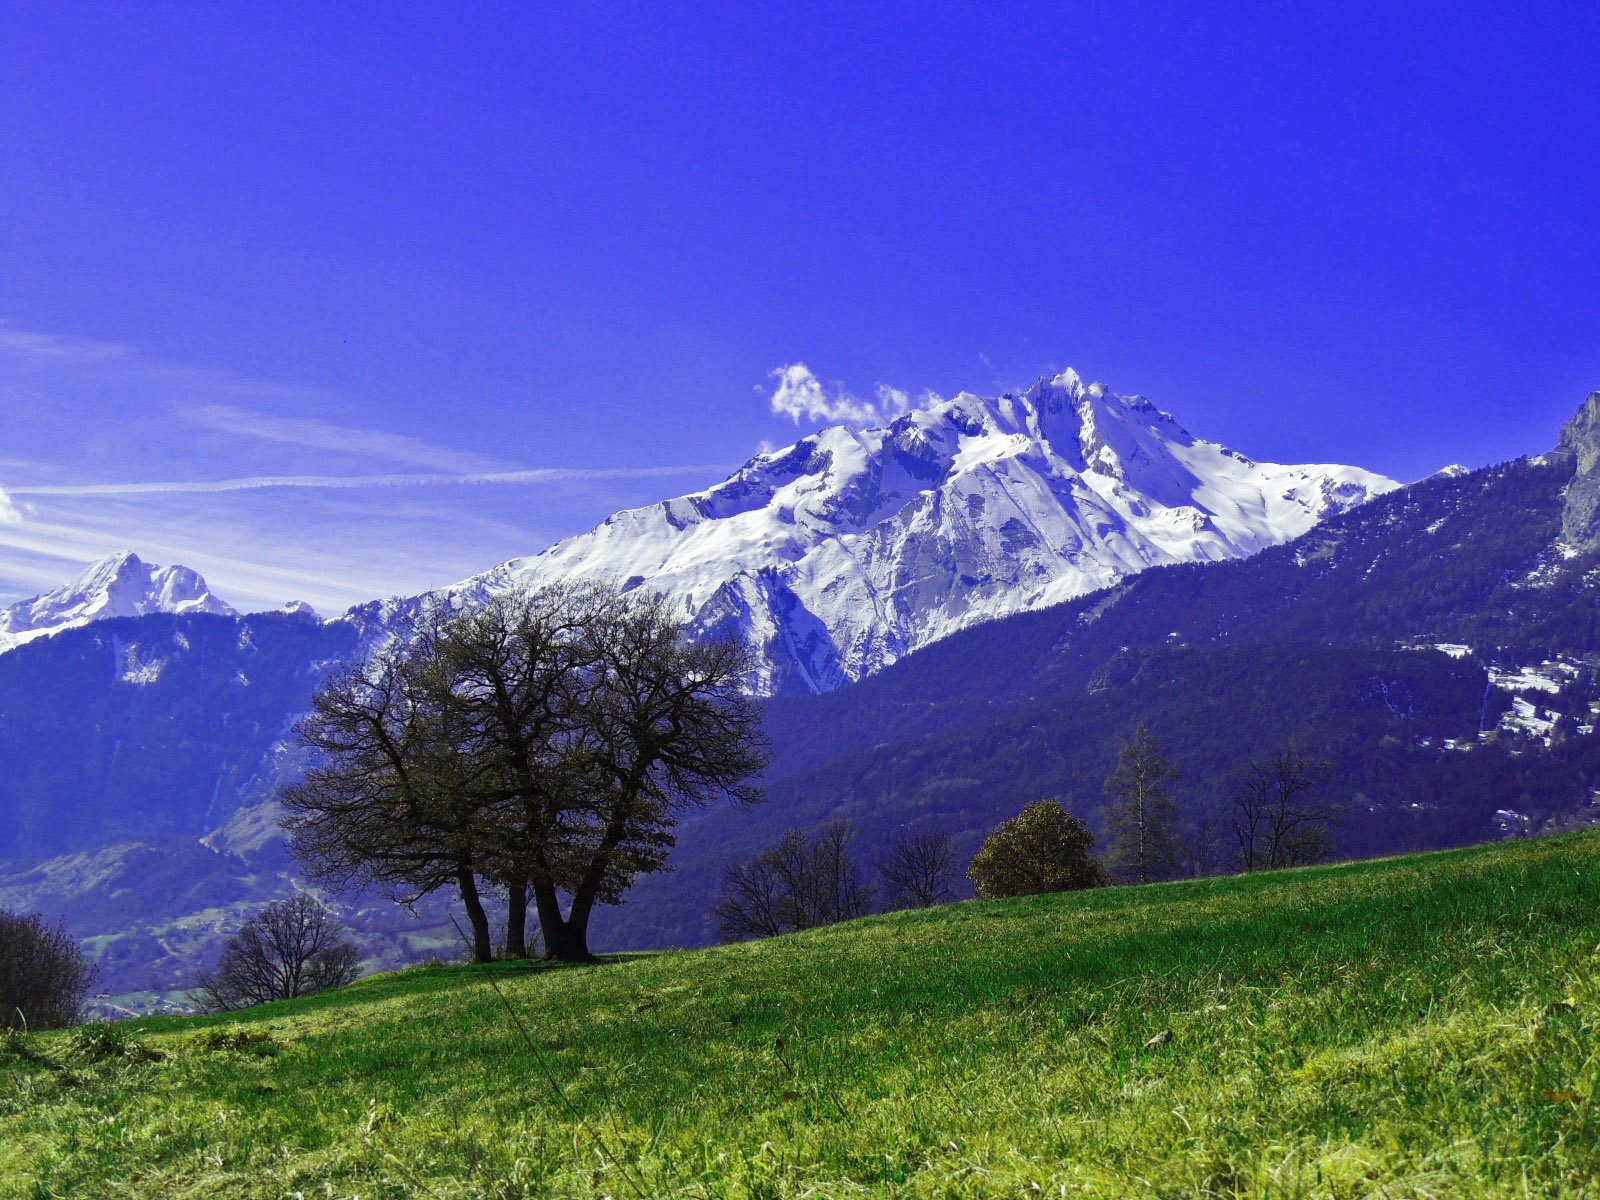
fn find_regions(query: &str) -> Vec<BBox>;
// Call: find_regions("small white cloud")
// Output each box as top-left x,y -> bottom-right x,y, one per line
874,384 -> 912,418
768,364 -> 929,427
0,486 -> 20,525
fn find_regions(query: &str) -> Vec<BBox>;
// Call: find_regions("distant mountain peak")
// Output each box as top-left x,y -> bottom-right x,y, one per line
278,600 -> 321,620
0,552 -> 239,654
365,369 -> 1398,695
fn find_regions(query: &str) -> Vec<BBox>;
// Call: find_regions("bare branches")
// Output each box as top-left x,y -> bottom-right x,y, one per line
1230,744 -> 1338,870
1103,726 -> 1182,884
193,895 -> 361,1013
714,821 -> 872,941
879,829 -> 959,909
0,910 -> 94,1030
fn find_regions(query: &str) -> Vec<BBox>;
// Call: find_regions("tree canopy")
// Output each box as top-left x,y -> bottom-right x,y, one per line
285,585 -> 768,962
966,800 -> 1104,899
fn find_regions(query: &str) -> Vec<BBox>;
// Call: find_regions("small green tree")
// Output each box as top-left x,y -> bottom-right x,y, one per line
967,800 -> 1104,899
1103,725 -> 1182,884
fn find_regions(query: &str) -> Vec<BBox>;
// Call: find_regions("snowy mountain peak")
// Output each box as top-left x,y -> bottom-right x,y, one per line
379,370 -> 1398,695
0,552 -> 239,654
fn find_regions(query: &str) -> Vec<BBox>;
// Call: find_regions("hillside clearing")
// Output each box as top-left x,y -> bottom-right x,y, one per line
3,833 -> 1598,1198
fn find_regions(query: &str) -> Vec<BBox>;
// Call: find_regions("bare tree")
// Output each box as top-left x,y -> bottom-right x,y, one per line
715,820 -> 872,941
1179,795 -> 1231,879
0,909 -> 94,1030
1103,726 -> 1182,884
194,895 -> 362,1013
287,586 -> 768,965
284,641 -> 502,962
879,829 -> 959,909
714,833 -> 800,939
1230,744 -> 1338,871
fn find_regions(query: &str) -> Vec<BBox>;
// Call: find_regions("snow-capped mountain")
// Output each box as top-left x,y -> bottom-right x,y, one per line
363,369 -> 1398,693
0,551 -> 238,654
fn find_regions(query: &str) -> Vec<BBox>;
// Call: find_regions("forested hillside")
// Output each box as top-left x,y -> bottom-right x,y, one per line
598,440 -> 1600,950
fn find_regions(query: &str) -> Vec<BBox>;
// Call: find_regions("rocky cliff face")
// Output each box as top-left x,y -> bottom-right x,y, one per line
1558,391 -> 1600,553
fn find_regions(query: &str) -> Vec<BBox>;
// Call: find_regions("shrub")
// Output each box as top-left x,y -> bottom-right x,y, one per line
967,800 -> 1105,899
0,909 -> 95,1030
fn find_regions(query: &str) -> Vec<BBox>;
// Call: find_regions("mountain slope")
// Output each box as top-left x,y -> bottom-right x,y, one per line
597,398 -> 1600,950
361,370 -> 1394,693
1,388 -> 1590,1000
0,552 -> 237,654
0,607 -> 354,863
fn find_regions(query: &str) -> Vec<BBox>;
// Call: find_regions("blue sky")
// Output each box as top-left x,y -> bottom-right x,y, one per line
2,2 -> 1598,612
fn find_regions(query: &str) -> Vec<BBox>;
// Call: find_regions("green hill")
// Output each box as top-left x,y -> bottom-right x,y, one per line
5,833 -> 1599,1198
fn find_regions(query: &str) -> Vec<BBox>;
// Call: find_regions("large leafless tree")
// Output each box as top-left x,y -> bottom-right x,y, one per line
286,585 -> 767,964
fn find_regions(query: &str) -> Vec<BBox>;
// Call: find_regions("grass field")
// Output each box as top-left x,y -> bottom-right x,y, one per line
3,833 -> 1598,1198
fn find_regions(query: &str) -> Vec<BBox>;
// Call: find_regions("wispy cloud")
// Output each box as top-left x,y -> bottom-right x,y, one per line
0,325 -> 131,364
7,463 -> 730,498
0,513 -> 410,610
181,404 -> 508,474
0,486 -> 19,524
768,363 -> 939,427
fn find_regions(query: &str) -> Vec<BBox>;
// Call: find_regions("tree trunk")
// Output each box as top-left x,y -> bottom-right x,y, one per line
457,867 -> 494,963
504,878 -> 529,959
531,878 -> 596,963
1134,783 -> 1148,884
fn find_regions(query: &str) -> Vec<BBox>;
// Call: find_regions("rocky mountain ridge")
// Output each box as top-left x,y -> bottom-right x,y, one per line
354,370 -> 1397,693
0,551 -> 238,655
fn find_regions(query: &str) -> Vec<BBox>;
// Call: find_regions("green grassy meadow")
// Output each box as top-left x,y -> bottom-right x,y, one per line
3,833 -> 1599,1198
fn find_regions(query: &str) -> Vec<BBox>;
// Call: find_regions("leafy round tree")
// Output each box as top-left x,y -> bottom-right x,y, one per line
0,909 -> 94,1030
967,800 -> 1104,899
